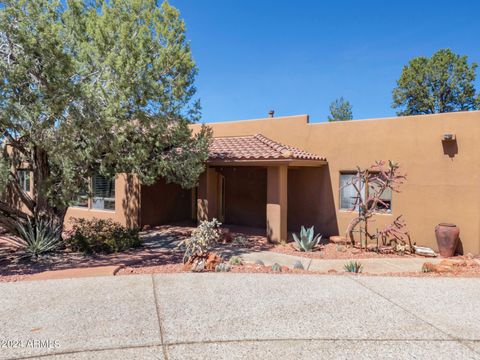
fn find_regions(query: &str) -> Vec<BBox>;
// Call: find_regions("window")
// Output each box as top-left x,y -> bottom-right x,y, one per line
18,170 -> 30,192
92,174 -> 115,210
368,182 -> 392,212
340,172 -> 392,213
340,173 -> 363,210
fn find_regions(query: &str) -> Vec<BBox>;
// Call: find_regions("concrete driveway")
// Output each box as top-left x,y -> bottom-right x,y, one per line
0,274 -> 479,359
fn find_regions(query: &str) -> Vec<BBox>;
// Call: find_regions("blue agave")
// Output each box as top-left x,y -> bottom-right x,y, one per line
292,226 -> 322,252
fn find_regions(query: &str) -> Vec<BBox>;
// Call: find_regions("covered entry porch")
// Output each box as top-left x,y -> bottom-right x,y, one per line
197,134 -> 327,243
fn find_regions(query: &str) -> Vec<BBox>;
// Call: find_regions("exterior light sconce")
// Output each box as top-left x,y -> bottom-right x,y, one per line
442,133 -> 456,141
441,133 -> 458,158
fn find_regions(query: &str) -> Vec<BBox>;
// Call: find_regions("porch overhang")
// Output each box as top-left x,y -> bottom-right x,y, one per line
208,133 -> 327,166
199,134 -> 327,243
207,159 -> 327,167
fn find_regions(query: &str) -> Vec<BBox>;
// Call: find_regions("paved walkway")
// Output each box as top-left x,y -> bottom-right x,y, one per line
1,274 -> 479,359
240,250 -> 442,274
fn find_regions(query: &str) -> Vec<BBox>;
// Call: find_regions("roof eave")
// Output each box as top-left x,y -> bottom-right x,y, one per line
207,159 -> 327,167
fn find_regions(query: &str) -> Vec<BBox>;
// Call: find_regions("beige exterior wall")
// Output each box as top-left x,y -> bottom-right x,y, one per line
192,111 -> 480,254
65,173 -> 140,229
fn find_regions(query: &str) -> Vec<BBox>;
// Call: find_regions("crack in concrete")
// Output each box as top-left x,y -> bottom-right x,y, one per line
348,276 -> 480,357
151,274 -> 169,360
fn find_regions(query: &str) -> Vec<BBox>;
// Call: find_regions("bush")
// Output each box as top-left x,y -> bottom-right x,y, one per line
15,218 -> 62,260
229,255 -> 243,265
179,218 -> 221,262
215,263 -> 231,272
67,218 -> 141,254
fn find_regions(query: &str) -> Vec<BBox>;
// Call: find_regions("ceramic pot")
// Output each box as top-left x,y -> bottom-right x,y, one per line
435,223 -> 459,257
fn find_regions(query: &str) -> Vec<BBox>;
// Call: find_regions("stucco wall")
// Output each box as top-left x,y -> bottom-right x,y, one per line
193,111 -> 480,254
287,167 -> 338,236
216,167 -> 267,228
140,178 -> 192,226
65,173 -> 140,228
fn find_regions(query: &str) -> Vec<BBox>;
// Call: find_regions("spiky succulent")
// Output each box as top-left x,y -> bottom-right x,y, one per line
292,226 -> 322,252
15,218 -> 62,260
271,263 -> 282,272
344,261 -> 363,273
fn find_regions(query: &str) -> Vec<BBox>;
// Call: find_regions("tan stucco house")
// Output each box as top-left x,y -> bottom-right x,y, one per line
66,110 -> 480,254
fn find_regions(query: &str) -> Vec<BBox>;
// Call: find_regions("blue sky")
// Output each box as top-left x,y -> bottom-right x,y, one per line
170,0 -> 480,123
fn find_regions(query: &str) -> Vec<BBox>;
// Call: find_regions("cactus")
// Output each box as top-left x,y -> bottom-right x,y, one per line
271,263 -> 282,272
293,260 -> 304,270
292,226 -> 322,252
344,260 -> 363,273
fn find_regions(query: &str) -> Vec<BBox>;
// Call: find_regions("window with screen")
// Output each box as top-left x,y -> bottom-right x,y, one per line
18,169 -> 30,192
92,174 -> 115,210
340,172 -> 392,212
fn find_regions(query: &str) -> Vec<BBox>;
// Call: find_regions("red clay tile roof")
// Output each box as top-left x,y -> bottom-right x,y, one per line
209,134 -> 326,162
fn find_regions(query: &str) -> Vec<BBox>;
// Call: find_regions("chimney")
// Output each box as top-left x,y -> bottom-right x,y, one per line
268,110 -> 275,118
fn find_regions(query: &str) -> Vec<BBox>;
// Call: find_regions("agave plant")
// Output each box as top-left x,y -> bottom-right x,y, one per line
344,260 -> 363,273
15,218 -> 62,260
292,226 -> 322,252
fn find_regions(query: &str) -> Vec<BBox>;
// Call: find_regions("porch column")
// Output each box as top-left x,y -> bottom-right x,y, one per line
266,165 -> 288,243
197,166 -> 219,221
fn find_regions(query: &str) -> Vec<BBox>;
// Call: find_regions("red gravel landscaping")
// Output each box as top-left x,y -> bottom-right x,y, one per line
2,223 -> 480,281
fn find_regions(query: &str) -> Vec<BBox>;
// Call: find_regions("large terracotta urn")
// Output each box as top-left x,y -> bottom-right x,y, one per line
435,223 -> 460,257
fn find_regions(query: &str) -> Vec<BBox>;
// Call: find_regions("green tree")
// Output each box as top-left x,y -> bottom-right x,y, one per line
392,49 -> 479,116
0,0 -> 211,232
328,97 -> 353,121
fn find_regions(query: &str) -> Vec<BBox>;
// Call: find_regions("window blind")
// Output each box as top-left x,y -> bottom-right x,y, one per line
92,174 -> 115,210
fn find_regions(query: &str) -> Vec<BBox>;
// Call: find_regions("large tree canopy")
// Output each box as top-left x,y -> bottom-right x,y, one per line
392,49 -> 479,116
0,0 -> 211,231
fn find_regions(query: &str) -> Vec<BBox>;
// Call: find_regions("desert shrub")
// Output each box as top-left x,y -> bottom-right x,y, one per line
292,226 -> 322,252
229,255 -> 243,265
422,263 -> 434,273
232,234 -> 248,246
215,263 -> 231,272
15,218 -> 62,260
344,260 -> 363,273
67,218 -> 141,254
179,218 -> 221,262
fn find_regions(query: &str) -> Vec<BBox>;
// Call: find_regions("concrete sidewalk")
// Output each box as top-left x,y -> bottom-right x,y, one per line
0,274 -> 479,359
240,250 -> 441,274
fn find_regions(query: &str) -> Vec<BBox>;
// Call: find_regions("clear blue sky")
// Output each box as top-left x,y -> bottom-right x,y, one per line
170,0 -> 480,123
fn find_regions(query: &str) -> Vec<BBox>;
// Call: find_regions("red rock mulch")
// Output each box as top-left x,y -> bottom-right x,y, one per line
2,223 -> 480,281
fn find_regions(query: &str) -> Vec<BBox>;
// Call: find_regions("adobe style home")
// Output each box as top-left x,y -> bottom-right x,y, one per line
66,110 -> 480,254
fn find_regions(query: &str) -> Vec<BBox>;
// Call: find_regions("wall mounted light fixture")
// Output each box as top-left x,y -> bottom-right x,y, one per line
442,133 -> 456,141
